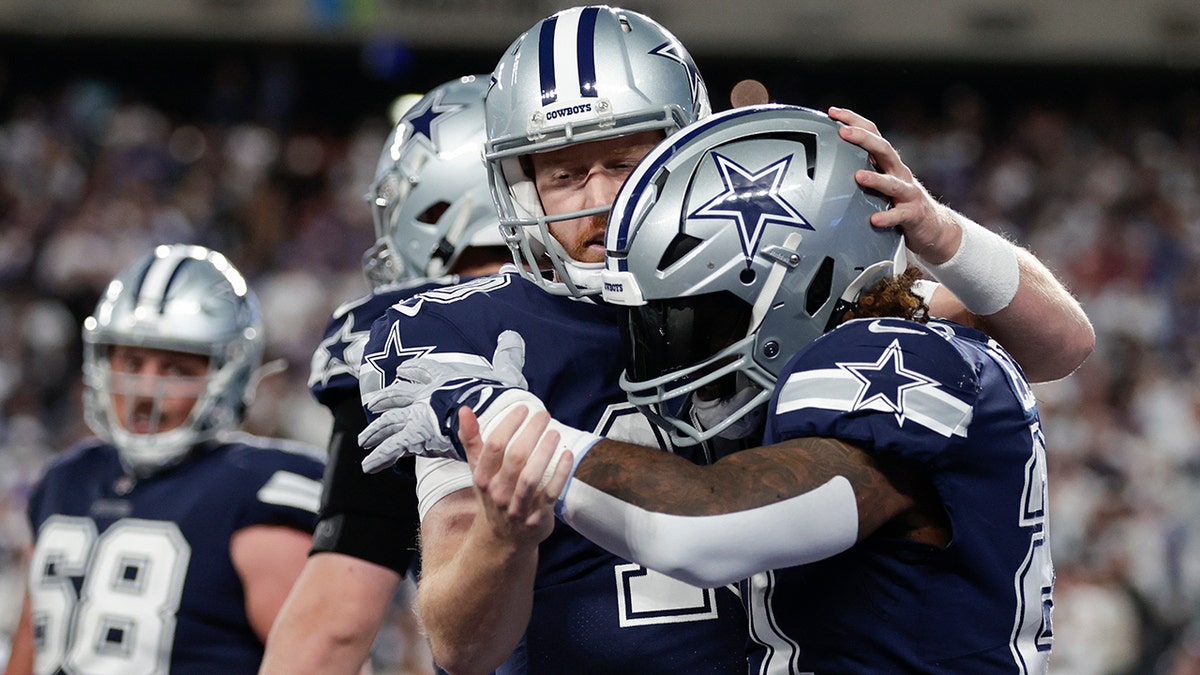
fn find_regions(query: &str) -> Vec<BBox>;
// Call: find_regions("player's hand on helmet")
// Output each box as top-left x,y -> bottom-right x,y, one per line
359,330 -> 534,472
828,106 -> 960,264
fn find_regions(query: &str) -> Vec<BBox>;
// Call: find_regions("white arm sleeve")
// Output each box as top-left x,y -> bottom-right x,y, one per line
414,456 -> 474,520
558,476 -> 860,588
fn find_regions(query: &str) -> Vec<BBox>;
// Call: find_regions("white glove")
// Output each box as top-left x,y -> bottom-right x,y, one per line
358,330 -> 529,472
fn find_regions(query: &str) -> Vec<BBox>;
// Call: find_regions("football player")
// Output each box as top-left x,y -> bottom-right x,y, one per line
412,104 -> 1061,672
358,8 -> 749,674
357,6 -> 1090,675
258,76 -> 511,675
5,244 -> 325,675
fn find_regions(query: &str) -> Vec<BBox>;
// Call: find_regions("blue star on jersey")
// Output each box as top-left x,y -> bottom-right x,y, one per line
837,337 -> 941,424
363,321 -> 435,380
312,312 -> 371,389
404,88 -> 465,148
688,152 -> 812,266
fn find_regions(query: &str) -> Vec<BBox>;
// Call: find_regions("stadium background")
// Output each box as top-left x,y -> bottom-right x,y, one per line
0,1 -> 1198,672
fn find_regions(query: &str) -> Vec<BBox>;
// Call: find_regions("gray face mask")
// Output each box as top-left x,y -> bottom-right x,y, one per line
690,385 -> 766,441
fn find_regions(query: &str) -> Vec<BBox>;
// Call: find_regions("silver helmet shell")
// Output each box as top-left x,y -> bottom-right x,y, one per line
602,104 -> 906,445
82,244 -> 265,475
363,75 -> 504,288
484,5 -> 711,296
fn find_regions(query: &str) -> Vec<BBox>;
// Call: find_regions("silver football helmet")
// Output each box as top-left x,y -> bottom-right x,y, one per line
82,244 -> 265,475
484,5 -> 711,296
362,75 -> 504,288
602,104 -> 906,445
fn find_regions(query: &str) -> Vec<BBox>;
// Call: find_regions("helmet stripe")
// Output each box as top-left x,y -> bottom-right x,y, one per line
576,6 -> 600,98
542,7 -> 602,107
137,253 -> 186,314
538,15 -> 559,106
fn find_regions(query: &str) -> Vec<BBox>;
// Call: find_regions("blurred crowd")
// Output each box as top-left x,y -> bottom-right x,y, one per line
1,57 -> 1198,674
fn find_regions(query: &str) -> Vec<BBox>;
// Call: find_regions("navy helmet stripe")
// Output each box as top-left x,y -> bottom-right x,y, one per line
577,6 -> 600,97
538,15 -> 559,106
159,257 -> 193,313
130,255 -> 154,303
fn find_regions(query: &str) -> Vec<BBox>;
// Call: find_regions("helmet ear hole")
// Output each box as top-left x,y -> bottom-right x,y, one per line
739,268 -> 756,285
417,201 -> 451,225
805,256 -> 836,315
658,233 -> 703,271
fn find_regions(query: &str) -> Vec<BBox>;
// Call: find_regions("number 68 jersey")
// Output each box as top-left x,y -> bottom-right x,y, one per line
25,434 -> 324,675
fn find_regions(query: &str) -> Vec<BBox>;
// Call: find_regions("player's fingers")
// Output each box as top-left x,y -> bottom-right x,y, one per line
357,409 -> 406,451
484,406 -> 534,502
492,330 -> 527,385
853,168 -> 916,202
487,404 -> 531,453
867,201 -> 922,231
542,449 -> 574,502
827,106 -> 879,135
837,124 -> 912,180
509,416 -> 556,516
458,406 -> 483,467
473,406 -> 528,490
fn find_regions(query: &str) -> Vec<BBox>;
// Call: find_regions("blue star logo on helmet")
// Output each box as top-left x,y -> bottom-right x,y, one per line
404,89 -> 465,149
649,41 -> 703,113
688,152 -> 813,266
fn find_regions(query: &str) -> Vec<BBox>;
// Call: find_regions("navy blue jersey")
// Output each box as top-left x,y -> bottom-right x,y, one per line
307,279 -> 451,571
747,318 -> 1052,674
26,434 -> 324,675
309,278 -> 454,406
361,269 -> 748,675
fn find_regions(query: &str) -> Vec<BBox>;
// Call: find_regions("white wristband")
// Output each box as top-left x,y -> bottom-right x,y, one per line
476,389 -> 599,489
920,216 -> 1020,316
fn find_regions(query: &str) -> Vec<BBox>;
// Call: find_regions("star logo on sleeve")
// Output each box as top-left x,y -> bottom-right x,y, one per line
404,89 -> 465,149
362,321 -> 435,383
688,152 -> 812,266
837,338 -> 940,424
310,312 -> 371,389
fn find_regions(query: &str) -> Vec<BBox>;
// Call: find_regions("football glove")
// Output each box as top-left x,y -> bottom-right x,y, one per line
359,330 -> 538,471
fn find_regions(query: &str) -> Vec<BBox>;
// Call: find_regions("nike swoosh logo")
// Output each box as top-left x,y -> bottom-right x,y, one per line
867,320 -> 925,335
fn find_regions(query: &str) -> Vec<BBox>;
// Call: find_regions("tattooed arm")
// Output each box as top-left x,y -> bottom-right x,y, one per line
461,408 -> 940,587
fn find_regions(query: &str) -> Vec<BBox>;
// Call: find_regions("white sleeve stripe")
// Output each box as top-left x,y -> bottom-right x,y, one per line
257,471 -> 322,513
776,369 -> 973,438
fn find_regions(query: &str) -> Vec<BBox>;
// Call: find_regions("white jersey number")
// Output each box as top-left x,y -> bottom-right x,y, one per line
985,338 -> 1053,673
29,516 -> 191,675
